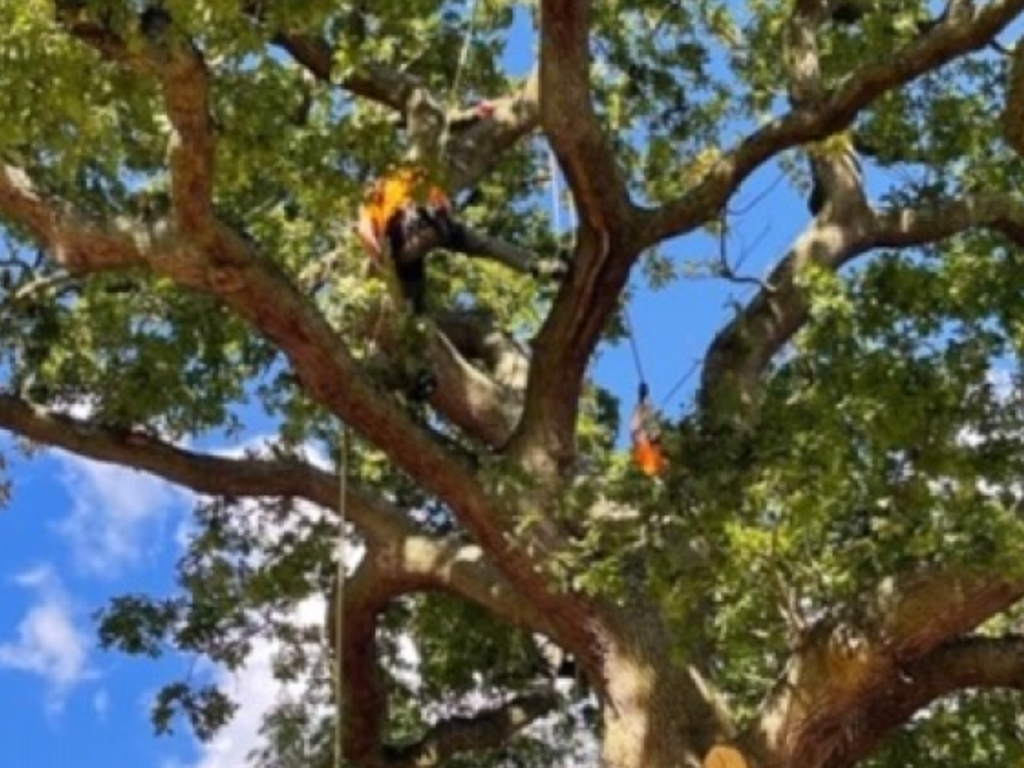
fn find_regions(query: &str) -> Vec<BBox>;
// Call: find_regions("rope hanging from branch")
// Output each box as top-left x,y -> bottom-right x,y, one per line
333,426 -> 350,768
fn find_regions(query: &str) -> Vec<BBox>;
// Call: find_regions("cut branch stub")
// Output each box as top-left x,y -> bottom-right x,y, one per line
1003,38 -> 1024,157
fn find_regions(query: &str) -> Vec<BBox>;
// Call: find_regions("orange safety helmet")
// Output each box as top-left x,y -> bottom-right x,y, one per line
356,168 -> 451,262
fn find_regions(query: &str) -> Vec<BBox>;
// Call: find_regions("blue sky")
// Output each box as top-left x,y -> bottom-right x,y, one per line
0,432 -> 336,768
0,443 -> 202,767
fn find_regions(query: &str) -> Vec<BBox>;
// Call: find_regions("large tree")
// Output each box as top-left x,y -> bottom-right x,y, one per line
4,1 -> 1024,766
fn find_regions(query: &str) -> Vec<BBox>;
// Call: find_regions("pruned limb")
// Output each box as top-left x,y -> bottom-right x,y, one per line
822,634 -> 1024,768
1004,36 -> 1024,156
444,68 -> 542,192
750,566 -> 1024,768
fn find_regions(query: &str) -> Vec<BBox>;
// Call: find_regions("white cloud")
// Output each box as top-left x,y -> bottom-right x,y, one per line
189,595 -> 325,768
0,564 -> 94,713
52,454 -> 188,577
986,367 -> 1015,399
164,441 -> 344,767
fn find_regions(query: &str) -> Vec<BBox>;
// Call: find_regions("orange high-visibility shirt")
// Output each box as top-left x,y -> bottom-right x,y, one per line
357,168 -> 450,260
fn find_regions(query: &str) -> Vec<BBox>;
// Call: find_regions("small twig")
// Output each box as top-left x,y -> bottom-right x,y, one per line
706,215 -> 776,293
13,273 -> 77,301
727,170 -> 787,216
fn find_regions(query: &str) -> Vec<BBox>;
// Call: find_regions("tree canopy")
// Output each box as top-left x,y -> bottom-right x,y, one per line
3,1 -> 1024,767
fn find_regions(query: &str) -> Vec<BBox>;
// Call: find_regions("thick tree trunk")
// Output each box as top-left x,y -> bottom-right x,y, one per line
596,599 -> 733,768
601,659 -> 706,768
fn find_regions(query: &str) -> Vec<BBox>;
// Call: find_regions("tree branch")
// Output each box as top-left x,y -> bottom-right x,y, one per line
696,186 -> 1024,431
783,0 -> 868,220
445,68 -> 542,192
385,691 -> 560,768
334,560 -> 389,767
1003,33 -> 1024,156
426,330 -> 524,447
272,31 -> 419,111
784,0 -> 829,108
503,1 -> 640,474
697,215 -> 872,429
434,309 -> 530,394
821,634 -> 1024,768
869,191 -> 1024,248
0,390 -> 550,635
0,391 -> 382,538
332,540 -> 556,768
272,30 -> 540,192
751,566 -> 1024,768
61,10 -> 249,260
0,164 -> 144,274
539,0 -> 628,232
641,0 -> 1024,245
152,35 -> 218,239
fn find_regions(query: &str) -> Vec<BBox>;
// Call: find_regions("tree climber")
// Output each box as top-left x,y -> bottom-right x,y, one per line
630,382 -> 668,477
355,167 -> 570,314
354,101 -> 569,399
356,165 -> 460,315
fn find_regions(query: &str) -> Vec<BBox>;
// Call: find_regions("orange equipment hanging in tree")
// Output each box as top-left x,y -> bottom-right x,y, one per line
621,306 -> 668,478
631,382 -> 668,478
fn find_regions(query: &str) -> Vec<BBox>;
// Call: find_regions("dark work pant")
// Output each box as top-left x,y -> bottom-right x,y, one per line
385,206 -> 465,315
